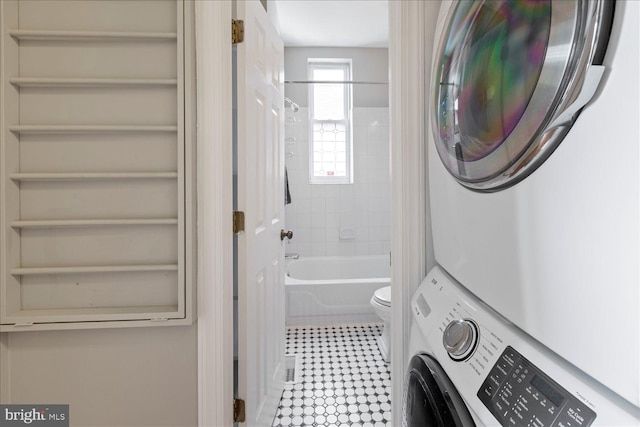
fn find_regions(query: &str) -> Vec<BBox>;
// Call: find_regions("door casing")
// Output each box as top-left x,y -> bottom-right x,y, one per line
195,1 -> 432,425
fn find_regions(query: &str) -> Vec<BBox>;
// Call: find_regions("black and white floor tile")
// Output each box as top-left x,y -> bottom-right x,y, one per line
272,324 -> 392,427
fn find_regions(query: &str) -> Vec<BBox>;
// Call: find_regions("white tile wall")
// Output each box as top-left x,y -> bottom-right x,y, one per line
284,108 -> 391,257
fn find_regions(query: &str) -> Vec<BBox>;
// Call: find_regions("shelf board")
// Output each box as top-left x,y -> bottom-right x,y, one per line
9,30 -> 178,41
11,219 -> 178,228
9,125 -> 177,134
1,306 -> 183,330
9,78 -> 178,88
9,172 -> 178,181
11,264 -> 179,276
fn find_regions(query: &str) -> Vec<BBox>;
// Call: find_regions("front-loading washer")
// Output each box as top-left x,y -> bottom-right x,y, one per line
427,0 -> 639,410
403,267 -> 640,426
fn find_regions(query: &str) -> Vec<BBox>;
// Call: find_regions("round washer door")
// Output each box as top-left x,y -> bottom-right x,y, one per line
431,0 -> 614,191
402,353 -> 475,427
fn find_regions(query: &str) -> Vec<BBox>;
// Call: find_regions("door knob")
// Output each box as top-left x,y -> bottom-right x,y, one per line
280,229 -> 293,241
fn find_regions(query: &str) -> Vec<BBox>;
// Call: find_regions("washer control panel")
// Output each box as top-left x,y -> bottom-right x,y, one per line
478,346 -> 597,427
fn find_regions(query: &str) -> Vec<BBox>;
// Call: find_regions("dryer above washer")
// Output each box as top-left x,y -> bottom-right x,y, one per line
427,0 -> 639,409
431,0 -> 614,191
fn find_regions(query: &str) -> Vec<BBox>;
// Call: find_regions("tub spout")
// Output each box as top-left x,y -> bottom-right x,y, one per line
285,253 -> 299,260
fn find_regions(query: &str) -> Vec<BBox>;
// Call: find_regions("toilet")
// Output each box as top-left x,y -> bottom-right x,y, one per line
370,286 -> 391,362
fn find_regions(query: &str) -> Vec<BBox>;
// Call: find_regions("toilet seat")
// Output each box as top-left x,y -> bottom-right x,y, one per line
373,286 -> 391,308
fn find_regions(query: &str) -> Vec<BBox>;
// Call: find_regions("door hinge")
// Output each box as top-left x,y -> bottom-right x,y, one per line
233,398 -> 246,423
233,210 -> 245,234
232,19 -> 244,44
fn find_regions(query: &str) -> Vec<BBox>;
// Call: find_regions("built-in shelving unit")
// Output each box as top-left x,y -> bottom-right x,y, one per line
0,0 -> 193,331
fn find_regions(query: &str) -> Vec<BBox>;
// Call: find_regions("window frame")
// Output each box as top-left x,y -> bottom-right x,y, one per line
308,59 -> 353,184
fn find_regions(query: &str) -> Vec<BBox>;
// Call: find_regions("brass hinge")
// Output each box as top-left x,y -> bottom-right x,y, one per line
232,19 -> 244,44
233,398 -> 246,423
233,211 -> 245,234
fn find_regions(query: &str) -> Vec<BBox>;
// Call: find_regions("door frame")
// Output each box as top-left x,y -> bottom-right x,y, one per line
195,1 -> 433,425
389,0 -> 440,422
195,1 -> 234,426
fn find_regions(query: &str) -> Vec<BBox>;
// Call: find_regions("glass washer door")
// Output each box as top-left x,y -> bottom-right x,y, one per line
432,0 -> 614,191
402,353 -> 475,427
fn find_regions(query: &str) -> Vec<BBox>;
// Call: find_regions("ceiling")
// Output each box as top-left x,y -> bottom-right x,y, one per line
271,0 -> 389,48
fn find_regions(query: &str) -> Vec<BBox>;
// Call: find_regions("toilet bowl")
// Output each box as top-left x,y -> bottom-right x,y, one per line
370,286 -> 391,362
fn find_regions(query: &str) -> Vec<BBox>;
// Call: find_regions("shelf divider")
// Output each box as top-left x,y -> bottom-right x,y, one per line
9,77 -> 178,88
12,264 -> 179,276
9,125 -> 178,134
9,29 -> 178,41
10,172 -> 178,181
11,219 -> 178,228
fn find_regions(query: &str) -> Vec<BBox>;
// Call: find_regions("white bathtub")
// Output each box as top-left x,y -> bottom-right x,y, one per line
285,255 -> 391,326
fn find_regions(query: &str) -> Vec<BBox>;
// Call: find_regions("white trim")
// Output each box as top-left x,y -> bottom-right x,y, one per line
390,0 -> 439,423
184,0 -> 197,332
308,60 -> 353,184
0,333 -> 9,403
0,0 -> 7,398
195,1 -> 234,426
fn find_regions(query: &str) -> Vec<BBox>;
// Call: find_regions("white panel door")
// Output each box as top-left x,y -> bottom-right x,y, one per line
236,1 -> 286,425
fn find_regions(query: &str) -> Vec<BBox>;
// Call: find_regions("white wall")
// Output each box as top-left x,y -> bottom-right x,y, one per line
284,47 -> 388,108
284,107 -> 390,257
283,47 -> 390,258
2,327 -> 198,427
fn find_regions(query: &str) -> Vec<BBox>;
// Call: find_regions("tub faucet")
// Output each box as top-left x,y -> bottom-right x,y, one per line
285,253 -> 299,260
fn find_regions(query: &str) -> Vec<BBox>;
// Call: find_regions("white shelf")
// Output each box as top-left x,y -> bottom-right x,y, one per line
2,306 -> 182,328
11,219 -> 178,228
9,77 -> 178,88
9,29 -> 178,41
9,125 -> 177,134
9,172 -> 178,181
11,264 -> 179,276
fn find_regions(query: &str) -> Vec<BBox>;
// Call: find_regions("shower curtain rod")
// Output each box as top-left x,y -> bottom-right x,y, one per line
285,80 -> 388,85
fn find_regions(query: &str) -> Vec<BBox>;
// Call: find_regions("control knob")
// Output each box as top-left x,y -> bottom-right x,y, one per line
443,319 -> 478,361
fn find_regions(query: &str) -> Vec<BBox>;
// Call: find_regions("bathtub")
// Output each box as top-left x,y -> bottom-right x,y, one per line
285,255 -> 391,326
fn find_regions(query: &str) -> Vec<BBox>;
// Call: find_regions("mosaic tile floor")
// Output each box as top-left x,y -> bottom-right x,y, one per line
272,324 -> 392,427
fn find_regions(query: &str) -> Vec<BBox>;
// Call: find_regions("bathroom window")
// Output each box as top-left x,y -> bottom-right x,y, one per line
308,60 -> 353,184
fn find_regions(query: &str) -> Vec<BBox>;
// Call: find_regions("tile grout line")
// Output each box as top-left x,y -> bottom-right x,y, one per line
273,323 -> 392,427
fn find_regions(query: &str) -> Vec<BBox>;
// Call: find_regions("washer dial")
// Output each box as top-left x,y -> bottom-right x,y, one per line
443,319 -> 479,361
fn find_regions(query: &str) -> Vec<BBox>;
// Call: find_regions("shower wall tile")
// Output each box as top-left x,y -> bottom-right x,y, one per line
339,242 -> 355,256
284,107 -> 390,257
311,198 -> 326,212
369,242 -> 383,255
326,242 -> 341,254
326,212 -> 340,226
352,109 -> 369,127
311,214 -> 326,228
354,242 -> 368,256
312,243 -> 327,257
312,228 -> 326,243
326,228 -> 339,243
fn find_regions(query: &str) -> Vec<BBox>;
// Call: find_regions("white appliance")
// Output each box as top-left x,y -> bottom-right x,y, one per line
427,0 -> 639,416
403,267 -> 640,426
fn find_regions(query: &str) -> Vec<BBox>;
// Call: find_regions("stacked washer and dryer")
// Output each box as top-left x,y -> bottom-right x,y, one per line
404,1 -> 640,426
